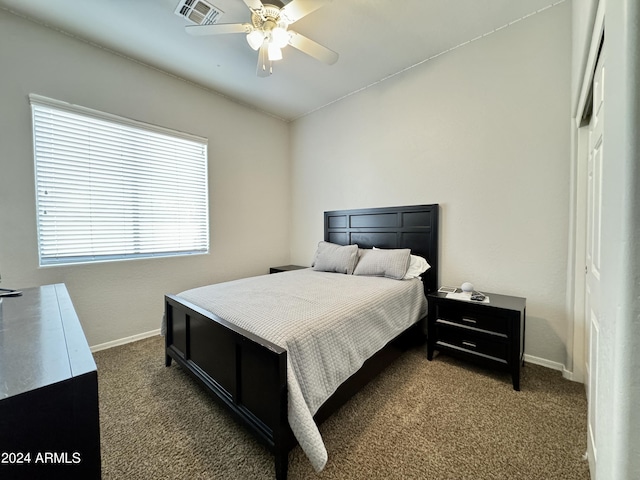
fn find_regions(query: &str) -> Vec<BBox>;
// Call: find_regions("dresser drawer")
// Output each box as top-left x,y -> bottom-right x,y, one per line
436,302 -> 510,334
436,324 -> 509,363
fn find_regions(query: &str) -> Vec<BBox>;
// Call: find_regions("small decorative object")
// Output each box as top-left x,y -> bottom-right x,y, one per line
461,282 -> 474,293
438,286 -> 458,294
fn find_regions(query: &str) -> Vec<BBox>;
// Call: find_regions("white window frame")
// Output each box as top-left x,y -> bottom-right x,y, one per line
30,94 -> 209,266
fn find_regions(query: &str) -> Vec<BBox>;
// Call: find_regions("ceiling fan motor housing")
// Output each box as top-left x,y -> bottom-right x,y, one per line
252,4 -> 288,31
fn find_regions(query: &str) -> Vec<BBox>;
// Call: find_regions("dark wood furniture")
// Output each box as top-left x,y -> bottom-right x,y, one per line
164,204 -> 439,479
0,284 -> 101,479
269,265 -> 306,274
427,291 -> 526,390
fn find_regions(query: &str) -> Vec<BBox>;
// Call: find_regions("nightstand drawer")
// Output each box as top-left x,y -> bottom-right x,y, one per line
436,302 -> 509,334
436,324 -> 508,363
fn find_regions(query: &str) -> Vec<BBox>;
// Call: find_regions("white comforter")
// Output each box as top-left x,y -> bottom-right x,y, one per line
177,268 -> 427,471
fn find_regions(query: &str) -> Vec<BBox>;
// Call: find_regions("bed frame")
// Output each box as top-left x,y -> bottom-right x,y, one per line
164,204 -> 439,479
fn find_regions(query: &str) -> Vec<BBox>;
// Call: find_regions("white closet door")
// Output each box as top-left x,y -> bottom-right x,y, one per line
585,51 -> 604,474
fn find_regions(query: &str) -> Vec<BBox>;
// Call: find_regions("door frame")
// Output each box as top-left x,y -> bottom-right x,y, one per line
568,1 -> 604,384
569,3 -> 605,477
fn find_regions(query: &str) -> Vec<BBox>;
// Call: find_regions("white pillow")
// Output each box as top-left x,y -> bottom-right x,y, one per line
403,254 -> 431,279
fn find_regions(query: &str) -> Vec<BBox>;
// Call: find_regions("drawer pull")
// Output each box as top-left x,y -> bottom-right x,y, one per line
462,341 -> 477,348
462,318 -> 477,324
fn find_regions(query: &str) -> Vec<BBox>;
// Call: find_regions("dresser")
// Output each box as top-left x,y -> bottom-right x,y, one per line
427,291 -> 526,390
0,284 -> 101,479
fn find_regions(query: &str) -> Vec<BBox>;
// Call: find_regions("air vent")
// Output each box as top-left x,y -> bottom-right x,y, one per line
175,0 -> 224,26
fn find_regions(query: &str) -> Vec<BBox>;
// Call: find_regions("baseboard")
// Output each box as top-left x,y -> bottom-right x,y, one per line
562,367 -> 581,382
90,329 -> 161,353
523,353 -> 564,371
523,354 -> 584,383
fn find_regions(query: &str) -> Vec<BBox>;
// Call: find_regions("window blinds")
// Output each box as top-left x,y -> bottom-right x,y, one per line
30,95 -> 209,266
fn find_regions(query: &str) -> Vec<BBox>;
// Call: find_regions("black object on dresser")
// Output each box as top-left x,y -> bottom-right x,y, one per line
427,291 -> 526,390
0,284 -> 101,479
269,265 -> 307,274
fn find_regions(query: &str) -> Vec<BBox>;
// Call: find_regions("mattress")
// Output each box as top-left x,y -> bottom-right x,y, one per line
176,268 -> 427,471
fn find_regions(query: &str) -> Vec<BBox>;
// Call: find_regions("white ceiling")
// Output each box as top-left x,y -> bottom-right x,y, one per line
0,0 -> 560,121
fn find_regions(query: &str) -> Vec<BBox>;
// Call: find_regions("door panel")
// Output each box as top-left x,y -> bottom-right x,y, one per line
585,53 -> 604,471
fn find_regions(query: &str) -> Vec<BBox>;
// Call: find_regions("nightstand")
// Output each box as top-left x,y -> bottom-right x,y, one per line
427,291 -> 526,390
269,264 -> 307,274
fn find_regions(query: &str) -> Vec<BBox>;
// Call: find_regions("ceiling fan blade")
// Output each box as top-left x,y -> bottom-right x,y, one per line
281,0 -> 331,23
256,42 -> 272,77
288,31 -> 338,65
242,0 -> 264,10
185,23 -> 250,36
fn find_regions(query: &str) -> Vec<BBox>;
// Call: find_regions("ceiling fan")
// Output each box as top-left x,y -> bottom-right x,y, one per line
185,0 -> 338,77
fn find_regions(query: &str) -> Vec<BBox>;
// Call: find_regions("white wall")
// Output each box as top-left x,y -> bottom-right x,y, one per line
0,10 -> 290,346
595,1 -> 640,478
290,3 -> 572,365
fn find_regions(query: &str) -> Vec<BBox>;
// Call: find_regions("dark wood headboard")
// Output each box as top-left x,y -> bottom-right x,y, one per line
324,204 -> 439,294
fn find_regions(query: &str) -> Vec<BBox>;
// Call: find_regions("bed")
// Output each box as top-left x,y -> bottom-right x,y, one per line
164,204 -> 439,479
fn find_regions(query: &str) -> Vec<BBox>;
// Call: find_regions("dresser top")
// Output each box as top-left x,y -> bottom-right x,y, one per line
0,283 -> 96,399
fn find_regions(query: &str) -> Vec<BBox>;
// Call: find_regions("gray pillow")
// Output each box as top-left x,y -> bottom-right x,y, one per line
312,241 -> 359,274
353,248 -> 411,280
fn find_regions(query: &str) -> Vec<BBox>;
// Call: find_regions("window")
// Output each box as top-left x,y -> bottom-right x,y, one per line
30,95 -> 209,266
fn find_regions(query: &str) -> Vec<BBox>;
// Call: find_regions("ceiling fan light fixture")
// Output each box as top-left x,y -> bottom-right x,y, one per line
246,29 -> 265,50
271,26 -> 290,48
185,0 -> 338,77
267,43 -> 283,61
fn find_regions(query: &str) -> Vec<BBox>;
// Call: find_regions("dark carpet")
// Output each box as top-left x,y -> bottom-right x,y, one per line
94,336 -> 589,479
